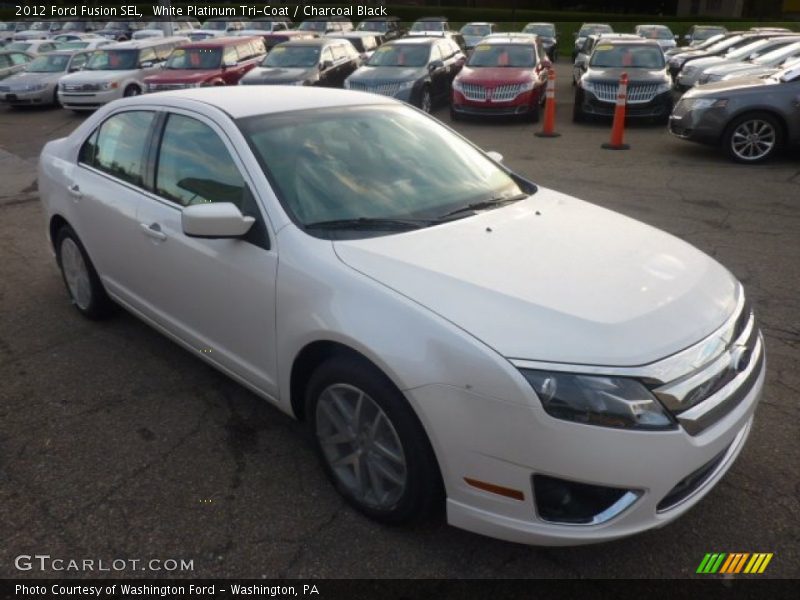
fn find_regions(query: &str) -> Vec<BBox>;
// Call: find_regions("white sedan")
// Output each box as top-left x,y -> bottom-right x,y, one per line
38,87 -> 765,545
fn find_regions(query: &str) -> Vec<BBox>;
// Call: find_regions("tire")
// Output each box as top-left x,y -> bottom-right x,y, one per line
418,86 -> 432,114
52,87 -> 60,108
529,101 -> 540,123
305,355 -> 443,524
123,84 -> 141,98
723,112 -> 782,164
55,225 -> 114,319
572,91 -> 585,123
449,106 -> 460,121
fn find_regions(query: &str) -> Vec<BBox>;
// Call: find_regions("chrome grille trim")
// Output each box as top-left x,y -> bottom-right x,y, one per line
347,80 -> 402,97
148,83 -> 191,91
592,81 -> 661,104
459,83 -> 525,102
62,83 -> 101,92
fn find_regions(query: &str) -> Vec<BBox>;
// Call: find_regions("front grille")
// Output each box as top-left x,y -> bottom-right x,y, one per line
62,83 -> 101,92
459,82 -> 525,102
148,83 -> 191,91
657,446 -> 729,512
347,80 -> 403,97
592,81 -> 662,104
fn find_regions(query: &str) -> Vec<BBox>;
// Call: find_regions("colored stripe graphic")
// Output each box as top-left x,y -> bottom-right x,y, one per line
699,553 -> 774,574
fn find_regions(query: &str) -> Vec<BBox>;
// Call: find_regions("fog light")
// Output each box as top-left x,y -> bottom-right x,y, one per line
533,474 -> 640,525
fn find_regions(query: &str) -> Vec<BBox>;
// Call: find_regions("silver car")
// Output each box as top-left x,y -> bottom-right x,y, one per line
0,49 -> 90,106
0,50 -> 34,80
669,61 -> 800,162
703,40 -> 800,83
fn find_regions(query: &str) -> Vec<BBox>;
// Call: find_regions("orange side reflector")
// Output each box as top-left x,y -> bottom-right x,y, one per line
464,477 -> 525,501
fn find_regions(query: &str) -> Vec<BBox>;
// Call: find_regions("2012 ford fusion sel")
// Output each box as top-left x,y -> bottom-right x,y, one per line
38,87 -> 765,545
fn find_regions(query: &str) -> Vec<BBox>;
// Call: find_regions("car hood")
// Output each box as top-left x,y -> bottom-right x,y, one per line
333,191 -> 738,366
586,67 -> 668,82
704,61 -> 759,76
458,66 -> 533,82
243,66 -> 314,81
1,70 -> 59,86
350,65 -> 425,81
685,75 -> 779,96
723,66 -> 777,79
684,55 -> 727,70
146,70 -> 217,83
60,70 -> 135,84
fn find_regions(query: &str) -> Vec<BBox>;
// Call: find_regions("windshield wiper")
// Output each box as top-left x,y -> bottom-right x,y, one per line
304,217 -> 435,231
437,193 -> 528,220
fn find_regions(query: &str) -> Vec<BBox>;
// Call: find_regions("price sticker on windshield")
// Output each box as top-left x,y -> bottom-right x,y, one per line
596,44 -> 614,51
475,45 -> 491,51
272,47 -> 286,53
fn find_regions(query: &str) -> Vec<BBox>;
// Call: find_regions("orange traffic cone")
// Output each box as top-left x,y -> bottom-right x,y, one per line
602,72 -> 630,150
535,69 -> 560,138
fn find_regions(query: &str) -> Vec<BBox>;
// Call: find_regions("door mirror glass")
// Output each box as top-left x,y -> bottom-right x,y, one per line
140,61 -> 154,68
182,203 -> 255,238
429,59 -> 444,71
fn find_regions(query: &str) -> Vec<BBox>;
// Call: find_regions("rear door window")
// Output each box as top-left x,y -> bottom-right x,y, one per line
81,111 -> 156,187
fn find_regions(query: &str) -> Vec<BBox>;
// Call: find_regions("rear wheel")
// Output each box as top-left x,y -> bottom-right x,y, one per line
418,86 -> 432,114
55,225 -> 114,319
723,112 -> 782,164
306,355 -> 442,524
123,84 -> 141,97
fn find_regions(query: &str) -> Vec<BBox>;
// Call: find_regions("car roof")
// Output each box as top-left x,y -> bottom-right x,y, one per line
118,86 -> 395,119
636,24 -> 671,28
362,16 -> 401,22
389,36 -> 437,45
478,35 -> 537,45
178,36 -> 260,48
105,37 -> 189,49
280,38 -> 330,47
416,16 -> 448,21
594,39 -> 663,47
42,49 -> 87,56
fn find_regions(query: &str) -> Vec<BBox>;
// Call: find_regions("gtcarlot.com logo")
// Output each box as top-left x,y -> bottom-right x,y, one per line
697,552 -> 773,575
15,554 -> 194,572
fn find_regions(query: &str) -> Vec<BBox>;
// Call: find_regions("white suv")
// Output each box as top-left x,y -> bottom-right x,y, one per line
57,37 -> 188,110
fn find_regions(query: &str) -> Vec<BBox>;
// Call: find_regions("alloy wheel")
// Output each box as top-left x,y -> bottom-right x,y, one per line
315,383 -> 407,510
420,89 -> 432,113
60,238 -> 92,310
730,119 -> 776,162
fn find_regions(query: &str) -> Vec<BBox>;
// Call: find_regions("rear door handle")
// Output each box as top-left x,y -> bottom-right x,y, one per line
68,183 -> 82,199
140,222 -> 167,241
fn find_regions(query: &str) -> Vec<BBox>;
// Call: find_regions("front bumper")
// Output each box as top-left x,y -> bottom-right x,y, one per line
452,89 -> 538,117
406,351 -> 764,545
580,89 -> 673,119
668,104 -> 728,145
0,87 -> 52,105
58,87 -> 123,110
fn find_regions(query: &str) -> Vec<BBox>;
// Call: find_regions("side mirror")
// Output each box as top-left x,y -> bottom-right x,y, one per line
541,59 -> 552,69
486,150 -> 504,163
222,58 -> 237,68
320,59 -> 333,70
674,35 -> 679,40
140,61 -> 154,68
182,203 -> 255,238
429,59 -> 444,71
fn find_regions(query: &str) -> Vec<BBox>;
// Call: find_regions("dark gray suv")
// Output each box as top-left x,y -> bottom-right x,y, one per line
669,62 -> 800,163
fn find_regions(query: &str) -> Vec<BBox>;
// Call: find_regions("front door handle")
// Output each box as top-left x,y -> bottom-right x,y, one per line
68,183 -> 82,199
140,222 -> 167,241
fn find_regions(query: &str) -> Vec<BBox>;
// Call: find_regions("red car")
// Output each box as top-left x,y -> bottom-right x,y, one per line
144,36 -> 266,92
451,34 -> 551,121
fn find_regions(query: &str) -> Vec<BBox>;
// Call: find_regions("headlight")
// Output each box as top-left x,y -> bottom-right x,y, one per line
452,78 -> 463,92
29,83 -> 48,91
101,81 -> 119,90
682,97 -> 728,110
580,79 -> 595,92
519,79 -> 535,92
344,79 -> 351,89
397,80 -> 415,91
520,370 -> 674,430
683,65 -> 697,76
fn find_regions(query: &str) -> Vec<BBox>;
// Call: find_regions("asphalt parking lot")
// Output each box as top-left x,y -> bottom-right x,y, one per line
1,60 -> 798,579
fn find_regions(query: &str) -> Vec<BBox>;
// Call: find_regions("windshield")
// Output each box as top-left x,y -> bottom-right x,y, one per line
5,43 -> 31,51
590,45 -> 665,68
523,24 -> 555,37
202,21 -> 228,31
726,39 -> 774,59
695,27 -> 726,41
468,44 -> 535,67
0,23 -> 13,32
411,21 -> 445,32
579,25 -> 612,37
165,47 -> 221,69
62,22 -> 84,32
461,24 -> 491,37
27,53 -> 71,72
30,22 -> 51,31
638,26 -> 673,40
695,33 -> 726,49
357,21 -> 387,32
85,49 -> 138,70
705,36 -> 745,54
367,44 -> 429,67
753,42 -> 800,64
246,21 -> 277,31
238,105 -> 527,233
262,45 -> 320,68
59,41 -> 89,49
298,21 -> 326,32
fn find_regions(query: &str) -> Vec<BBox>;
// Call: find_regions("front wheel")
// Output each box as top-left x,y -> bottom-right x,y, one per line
306,355 -> 442,524
418,86 -> 432,114
572,91 -> 585,123
123,84 -> 141,97
723,112 -> 782,164
55,225 -> 114,319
